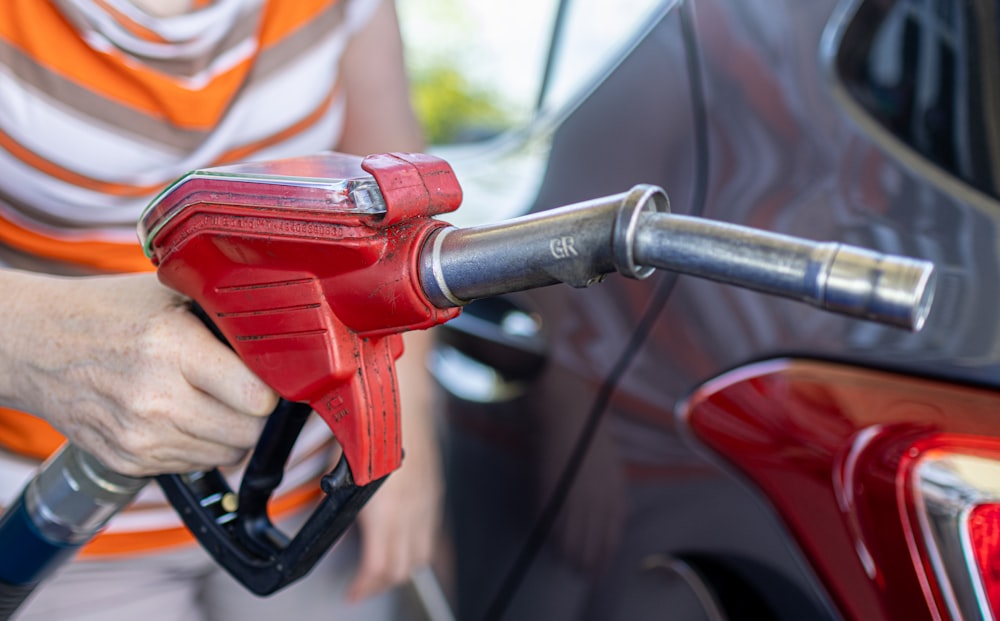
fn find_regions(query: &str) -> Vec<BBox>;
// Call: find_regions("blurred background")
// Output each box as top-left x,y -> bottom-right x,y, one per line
396,0 -> 664,225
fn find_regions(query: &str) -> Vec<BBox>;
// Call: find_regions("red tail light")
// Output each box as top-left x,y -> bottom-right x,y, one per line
969,504 -> 1000,617
910,447 -> 1000,621
680,360 -> 1000,621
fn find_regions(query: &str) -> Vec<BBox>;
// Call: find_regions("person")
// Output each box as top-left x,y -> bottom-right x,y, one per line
0,0 -> 443,619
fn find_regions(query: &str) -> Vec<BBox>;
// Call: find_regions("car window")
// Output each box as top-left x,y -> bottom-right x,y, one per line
397,0 -> 560,145
538,0 -> 674,115
397,0 -> 675,226
398,0 -> 668,146
827,0 -> 1000,204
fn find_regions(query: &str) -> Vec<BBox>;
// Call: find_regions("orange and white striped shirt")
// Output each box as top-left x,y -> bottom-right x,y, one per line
0,0 -> 381,555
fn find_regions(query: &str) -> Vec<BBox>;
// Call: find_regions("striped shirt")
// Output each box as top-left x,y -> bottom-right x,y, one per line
0,0 -> 382,555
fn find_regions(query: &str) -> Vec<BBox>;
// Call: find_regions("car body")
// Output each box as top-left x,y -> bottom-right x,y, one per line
427,1 -> 1000,619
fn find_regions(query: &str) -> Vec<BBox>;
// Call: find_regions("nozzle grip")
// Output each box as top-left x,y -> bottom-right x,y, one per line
156,447 -> 383,596
156,305 -> 382,595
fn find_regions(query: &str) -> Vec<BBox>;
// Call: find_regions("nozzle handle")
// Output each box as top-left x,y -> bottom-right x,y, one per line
155,304 -> 387,596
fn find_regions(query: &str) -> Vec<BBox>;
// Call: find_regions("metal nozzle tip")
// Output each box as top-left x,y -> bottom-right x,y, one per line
821,245 -> 937,331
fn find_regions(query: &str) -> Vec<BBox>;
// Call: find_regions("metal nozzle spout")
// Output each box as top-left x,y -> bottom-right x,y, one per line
816,244 -> 936,331
419,184 -> 937,331
631,210 -> 937,332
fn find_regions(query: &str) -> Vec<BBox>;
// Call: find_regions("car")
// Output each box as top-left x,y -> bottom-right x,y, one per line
421,0 -> 1000,619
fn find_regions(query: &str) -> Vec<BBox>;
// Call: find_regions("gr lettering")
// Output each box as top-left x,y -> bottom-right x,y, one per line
550,236 -> 578,259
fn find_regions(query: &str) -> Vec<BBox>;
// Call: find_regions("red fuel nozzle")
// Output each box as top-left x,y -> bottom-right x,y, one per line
137,150 -> 935,597
141,151 -> 462,485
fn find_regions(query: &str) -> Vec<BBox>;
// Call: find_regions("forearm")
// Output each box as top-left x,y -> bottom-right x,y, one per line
337,0 -> 425,156
0,269 -> 86,413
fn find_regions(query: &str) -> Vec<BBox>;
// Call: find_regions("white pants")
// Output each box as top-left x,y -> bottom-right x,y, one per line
14,529 -> 399,621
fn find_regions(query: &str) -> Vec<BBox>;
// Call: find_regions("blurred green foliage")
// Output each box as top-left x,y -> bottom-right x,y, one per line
410,65 -> 513,145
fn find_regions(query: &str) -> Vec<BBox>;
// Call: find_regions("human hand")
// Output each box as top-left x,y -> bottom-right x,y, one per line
0,271 -> 279,476
346,331 -> 443,601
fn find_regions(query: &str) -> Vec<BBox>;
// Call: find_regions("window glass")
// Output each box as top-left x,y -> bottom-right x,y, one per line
831,0 -> 1000,202
398,0 -> 669,145
397,0 -> 559,145
539,0 -> 673,114
396,0 -> 677,225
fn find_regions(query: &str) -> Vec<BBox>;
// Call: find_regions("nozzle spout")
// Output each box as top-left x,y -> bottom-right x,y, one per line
419,184 -> 936,331
631,211 -> 936,331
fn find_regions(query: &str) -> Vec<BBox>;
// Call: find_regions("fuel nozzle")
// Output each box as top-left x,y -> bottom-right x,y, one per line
419,184 -> 935,331
132,153 -> 935,601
